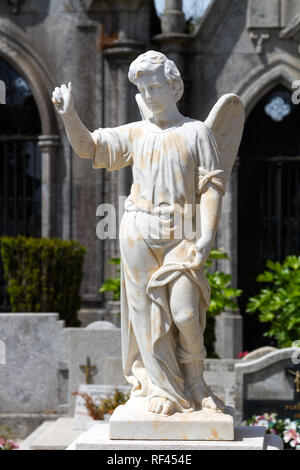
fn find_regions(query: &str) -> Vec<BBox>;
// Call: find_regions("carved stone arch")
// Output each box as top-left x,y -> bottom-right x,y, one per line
236,58 -> 300,117
0,26 -> 58,134
233,57 -> 300,351
0,26 -> 60,238
215,57 -> 300,356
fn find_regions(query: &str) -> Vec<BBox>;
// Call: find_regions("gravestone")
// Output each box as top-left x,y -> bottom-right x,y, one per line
0,313 -> 68,437
86,321 -> 117,330
235,348 -> 300,424
0,313 -> 67,414
65,325 -> 125,414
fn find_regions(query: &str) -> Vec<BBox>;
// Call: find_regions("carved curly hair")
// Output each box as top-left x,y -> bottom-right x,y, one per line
128,50 -> 184,103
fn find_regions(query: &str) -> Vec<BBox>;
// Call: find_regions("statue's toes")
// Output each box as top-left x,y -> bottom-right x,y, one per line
162,400 -> 175,416
148,398 -> 163,414
202,395 -> 225,413
202,396 -> 218,410
149,398 -> 174,415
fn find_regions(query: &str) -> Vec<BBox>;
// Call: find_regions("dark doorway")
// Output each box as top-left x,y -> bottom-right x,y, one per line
238,84 -> 300,351
0,57 -> 41,310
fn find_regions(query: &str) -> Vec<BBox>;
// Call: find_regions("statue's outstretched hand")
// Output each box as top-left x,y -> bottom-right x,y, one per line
52,82 -> 73,115
183,237 -> 212,270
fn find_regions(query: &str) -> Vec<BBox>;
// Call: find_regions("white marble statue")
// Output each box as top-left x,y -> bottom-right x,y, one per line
52,51 -> 245,417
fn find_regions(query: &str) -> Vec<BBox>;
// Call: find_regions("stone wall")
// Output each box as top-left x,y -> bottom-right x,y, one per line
0,313 -> 238,436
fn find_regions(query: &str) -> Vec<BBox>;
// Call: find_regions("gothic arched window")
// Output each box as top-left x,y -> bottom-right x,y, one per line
238,84 -> 300,350
0,57 -> 42,311
0,57 -> 41,237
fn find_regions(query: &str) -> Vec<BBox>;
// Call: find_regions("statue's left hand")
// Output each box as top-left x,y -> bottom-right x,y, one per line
183,237 -> 212,270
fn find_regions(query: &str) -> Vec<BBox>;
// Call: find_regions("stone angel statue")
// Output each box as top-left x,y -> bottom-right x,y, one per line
52,50 -> 245,418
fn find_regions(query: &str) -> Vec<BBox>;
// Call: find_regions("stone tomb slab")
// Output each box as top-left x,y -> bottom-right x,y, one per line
68,423 -> 283,450
109,397 -> 234,441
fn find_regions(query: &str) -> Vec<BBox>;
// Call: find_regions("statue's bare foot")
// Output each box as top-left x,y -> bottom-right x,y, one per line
190,380 -> 226,413
148,397 -> 175,416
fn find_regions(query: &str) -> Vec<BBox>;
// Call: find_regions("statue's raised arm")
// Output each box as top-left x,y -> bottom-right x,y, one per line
52,82 -> 96,160
204,94 -> 245,186
53,82 -> 132,171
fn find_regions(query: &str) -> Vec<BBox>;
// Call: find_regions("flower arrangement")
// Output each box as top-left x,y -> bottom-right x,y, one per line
238,351 -> 249,359
73,388 -> 129,421
244,413 -> 300,450
0,426 -> 19,451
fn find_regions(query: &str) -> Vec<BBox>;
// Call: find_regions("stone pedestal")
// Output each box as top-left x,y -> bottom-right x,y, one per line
67,423 -> 283,450
109,397 -> 234,441
215,311 -> 243,359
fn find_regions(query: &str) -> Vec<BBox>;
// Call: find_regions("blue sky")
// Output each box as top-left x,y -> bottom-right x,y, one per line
154,0 -> 212,18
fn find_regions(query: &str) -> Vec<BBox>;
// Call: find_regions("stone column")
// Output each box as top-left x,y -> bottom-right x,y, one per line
215,311 -> 243,359
153,0 -> 190,114
38,135 -> 59,238
103,36 -> 144,244
214,159 -> 243,358
161,0 -> 186,34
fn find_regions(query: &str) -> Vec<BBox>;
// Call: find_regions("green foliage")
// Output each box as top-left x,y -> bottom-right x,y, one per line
0,235 -> 86,327
99,250 -> 242,357
204,249 -> 242,357
99,258 -> 121,301
246,255 -> 300,348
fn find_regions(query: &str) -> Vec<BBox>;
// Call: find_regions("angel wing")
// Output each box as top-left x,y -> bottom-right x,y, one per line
205,94 -> 245,185
135,92 -> 245,185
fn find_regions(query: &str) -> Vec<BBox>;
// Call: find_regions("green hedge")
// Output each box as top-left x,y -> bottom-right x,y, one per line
0,235 -> 86,327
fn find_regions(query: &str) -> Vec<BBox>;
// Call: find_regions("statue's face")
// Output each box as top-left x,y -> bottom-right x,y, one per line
136,67 -> 176,116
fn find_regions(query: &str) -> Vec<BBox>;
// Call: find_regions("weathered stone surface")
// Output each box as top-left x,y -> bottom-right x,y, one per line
241,346 -> 278,362
0,413 -> 60,440
67,423 -> 283,450
78,304 -> 121,328
247,0 -> 281,29
19,421 -> 55,450
65,328 -> 124,413
86,321 -> 117,330
203,359 -> 238,404
24,418 -> 84,451
215,312 -> 243,359
0,314 -> 66,414
109,397 -> 234,441
0,339 -> 5,364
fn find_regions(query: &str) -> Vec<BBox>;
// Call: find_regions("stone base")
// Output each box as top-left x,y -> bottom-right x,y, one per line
67,423 -> 283,450
0,413 -> 62,439
19,418 -> 84,450
109,397 -> 234,441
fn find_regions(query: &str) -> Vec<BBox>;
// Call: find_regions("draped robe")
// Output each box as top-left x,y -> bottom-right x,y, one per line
92,118 -> 225,412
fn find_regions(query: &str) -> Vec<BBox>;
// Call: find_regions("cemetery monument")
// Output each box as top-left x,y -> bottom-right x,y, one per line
52,50 -> 245,440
